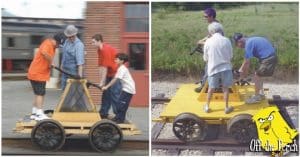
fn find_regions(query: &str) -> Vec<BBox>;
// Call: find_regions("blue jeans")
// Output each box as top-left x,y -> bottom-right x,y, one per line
100,77 -> 121,116
115,91 -> 133,121
61,73 -> 68,90
61,68 -> 77,90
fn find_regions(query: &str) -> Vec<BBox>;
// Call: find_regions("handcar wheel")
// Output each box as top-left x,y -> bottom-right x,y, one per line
172,113 -> 208,143
31,119 -> 65,151
227,114 -> 257,144
89,119 -> 123,152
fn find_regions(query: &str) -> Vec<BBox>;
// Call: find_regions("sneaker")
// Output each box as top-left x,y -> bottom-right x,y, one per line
112,117 -> 124,124
246,94 -> 264,104
111,117 -> 117,121
35,113 -> 49,121
30,114 -> 36,120
225,106 -> 234,114
100,114 -> 108,119
203,104 -> 211,113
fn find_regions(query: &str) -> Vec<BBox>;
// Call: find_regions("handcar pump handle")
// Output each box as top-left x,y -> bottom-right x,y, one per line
51,66 -> 102,90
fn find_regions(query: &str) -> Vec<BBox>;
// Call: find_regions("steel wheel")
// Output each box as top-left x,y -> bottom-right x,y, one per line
89,119 -> 123,152
227,114 -> 257,144
31,119 -> 65,150
172,113 -> 207,143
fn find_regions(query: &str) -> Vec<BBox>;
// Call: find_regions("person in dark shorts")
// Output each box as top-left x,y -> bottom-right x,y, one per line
27,32 -> 65,120
233,33 -> 277,104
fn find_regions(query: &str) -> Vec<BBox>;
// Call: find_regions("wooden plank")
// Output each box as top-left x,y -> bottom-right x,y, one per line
55,80 -> 72,111
14,128 -> 141,136
52,112 -> 100,122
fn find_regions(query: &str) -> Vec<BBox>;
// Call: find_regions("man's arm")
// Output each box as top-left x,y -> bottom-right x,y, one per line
102,77 -> 118,91
99,66 -> 108,87
197,35 -> 209,45
228,39 -> 233,60
41,51 -> 53,67
78,65 -> 83,77
76,42 -> 85,77
239,58 -> 250,79
203,42 -> 208,62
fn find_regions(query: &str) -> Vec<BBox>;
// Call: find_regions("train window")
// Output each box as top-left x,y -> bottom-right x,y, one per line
7,37 -> 15,47
129,43 -> 145,70
125,3 -> 149,32
31,35 -> 44,45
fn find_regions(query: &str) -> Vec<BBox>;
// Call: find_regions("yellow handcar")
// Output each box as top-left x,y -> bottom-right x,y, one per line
14,67 -> 141,152
153,81 -> 270,144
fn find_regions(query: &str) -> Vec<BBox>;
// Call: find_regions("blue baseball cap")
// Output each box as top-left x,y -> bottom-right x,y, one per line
233,33 -> 243,43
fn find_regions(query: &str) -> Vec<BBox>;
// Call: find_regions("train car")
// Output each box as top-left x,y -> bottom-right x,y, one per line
2,17 -> 83,71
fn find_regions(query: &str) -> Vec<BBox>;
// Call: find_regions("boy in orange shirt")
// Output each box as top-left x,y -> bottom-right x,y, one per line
28,33 -> 65,120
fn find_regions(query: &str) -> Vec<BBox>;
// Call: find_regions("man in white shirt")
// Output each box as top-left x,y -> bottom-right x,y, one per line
102,53 -> 136,123
203,22 -> 234,114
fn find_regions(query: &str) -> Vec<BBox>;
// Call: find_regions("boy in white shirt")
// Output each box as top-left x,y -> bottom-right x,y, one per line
102,53 -> 136,123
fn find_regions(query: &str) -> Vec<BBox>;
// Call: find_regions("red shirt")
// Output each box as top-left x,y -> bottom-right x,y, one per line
98,43 -> 118,77
28,39 -> 55,81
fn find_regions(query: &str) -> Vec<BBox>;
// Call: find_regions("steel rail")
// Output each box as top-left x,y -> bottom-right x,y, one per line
152,139 -> 252,156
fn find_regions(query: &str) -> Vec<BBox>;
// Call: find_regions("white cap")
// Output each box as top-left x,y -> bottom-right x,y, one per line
64,25 -> 78,37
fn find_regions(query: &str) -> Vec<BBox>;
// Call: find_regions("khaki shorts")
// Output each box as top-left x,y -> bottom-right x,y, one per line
256,55 -> 277,77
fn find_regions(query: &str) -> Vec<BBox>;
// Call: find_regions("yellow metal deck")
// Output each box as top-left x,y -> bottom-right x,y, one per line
159,84 -> 270,124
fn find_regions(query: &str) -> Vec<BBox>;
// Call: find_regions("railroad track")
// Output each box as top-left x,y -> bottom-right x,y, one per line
151,122 -> 300,156
151,96 -> 299,156
152,138 -> 252,156
2,138 -> 148,155
151,121 -> 253,156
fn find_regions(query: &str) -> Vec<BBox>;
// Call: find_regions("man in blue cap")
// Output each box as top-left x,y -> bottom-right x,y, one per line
233,33 -> 277,104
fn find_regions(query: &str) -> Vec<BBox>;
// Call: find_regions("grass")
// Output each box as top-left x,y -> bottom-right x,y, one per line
152,3 -> 299,76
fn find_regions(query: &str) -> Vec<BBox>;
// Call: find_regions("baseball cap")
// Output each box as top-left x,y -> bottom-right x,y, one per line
233,33 -> 243,43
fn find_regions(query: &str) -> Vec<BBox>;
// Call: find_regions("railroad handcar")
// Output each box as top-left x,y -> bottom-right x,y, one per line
13,67 -> 141,152
153,81 -> 285,144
